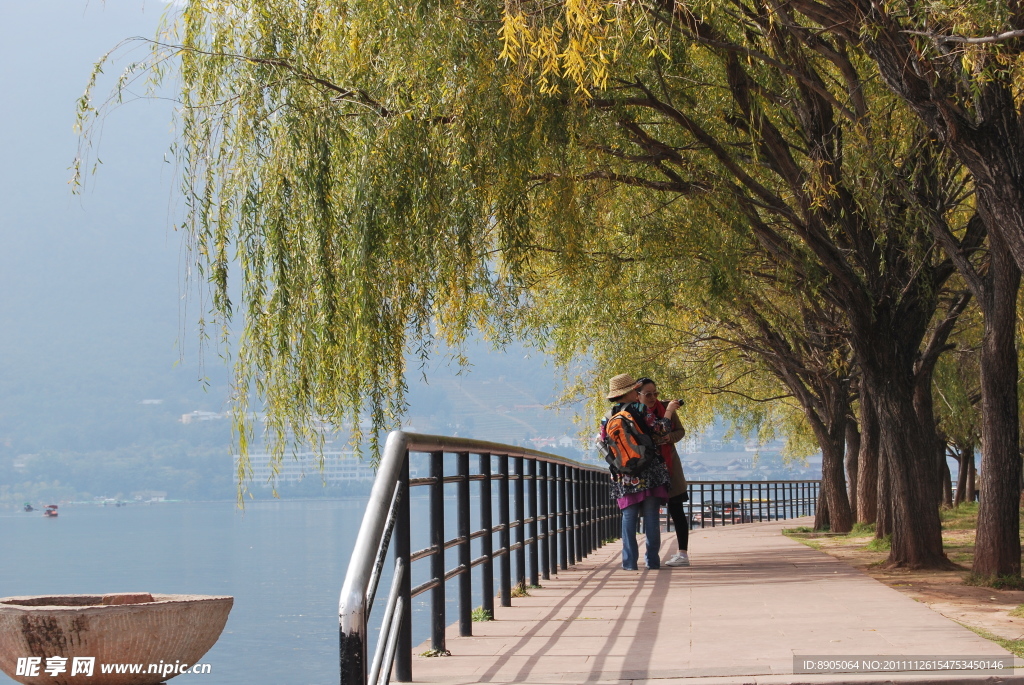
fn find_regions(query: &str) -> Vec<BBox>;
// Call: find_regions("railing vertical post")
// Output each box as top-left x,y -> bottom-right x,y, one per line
549,463 -> 560,576
539,460 -> 550,580
567,467 -> 577,565
588,470 -> 596,555
730,482 -> 736,524
599,472 -> 606,548
572,467 -> 581,563
457,451 -> 472,637
498,454 -> 512,607
394,451 -> 412,682
598,466 -> 606,540
514,456 -> 526,590
758,483 -> 764,522
479,453 -> 494,619
587,471 -> 597,553
557,463 -> 569,571
527,459 -> 539,587
429,451 -> 446,654
698,483 -> 705,528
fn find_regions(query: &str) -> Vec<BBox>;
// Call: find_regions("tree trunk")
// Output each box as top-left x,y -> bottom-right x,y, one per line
862,365 -> 948,567
814,489 -> 830,531
818,431 -> 852,533
876,440 -> 892,539
967,454 -> 977,503
913,344 -> 945,511
857,392 -> 879,525
846,418 -> 860,522
953,446 -> 971,507
806,401 -> 853,534
972,229 -> 1022,578
940,448 -> 953,508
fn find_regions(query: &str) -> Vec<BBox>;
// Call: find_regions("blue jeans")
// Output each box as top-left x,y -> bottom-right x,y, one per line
621,496 -> 661,570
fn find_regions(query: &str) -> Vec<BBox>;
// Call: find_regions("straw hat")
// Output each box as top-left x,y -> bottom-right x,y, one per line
606,373 -> 638,400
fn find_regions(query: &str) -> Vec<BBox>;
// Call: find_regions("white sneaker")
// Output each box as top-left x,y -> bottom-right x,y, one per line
665,551 -> 690,567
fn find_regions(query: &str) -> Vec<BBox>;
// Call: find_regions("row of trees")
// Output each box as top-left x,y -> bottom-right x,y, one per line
76,0 -> 1024,577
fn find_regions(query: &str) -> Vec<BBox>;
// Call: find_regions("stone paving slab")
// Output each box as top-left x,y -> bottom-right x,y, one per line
409,518 -> 1022,684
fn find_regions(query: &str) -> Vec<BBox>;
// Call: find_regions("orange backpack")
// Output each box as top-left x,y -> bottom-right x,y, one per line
601,405 -> 657,476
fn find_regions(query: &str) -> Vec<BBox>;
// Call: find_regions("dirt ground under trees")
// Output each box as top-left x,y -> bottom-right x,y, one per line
784,504 -> 1024,655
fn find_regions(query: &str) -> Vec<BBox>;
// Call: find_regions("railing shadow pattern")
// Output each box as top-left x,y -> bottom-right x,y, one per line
339,431 -> 820,685
338,432 -> 617,685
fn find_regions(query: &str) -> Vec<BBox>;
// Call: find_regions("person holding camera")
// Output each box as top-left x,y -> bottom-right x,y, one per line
636,377 -> 690,567
602,373 -> 677,570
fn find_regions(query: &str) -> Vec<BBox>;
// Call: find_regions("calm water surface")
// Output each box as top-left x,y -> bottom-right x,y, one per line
0,499 -> 401,685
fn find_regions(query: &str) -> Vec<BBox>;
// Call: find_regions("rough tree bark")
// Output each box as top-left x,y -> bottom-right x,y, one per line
967,456 -> 977,504
973,229 -> 1022,577
860,362 -> 949,567
857,391 -> 879,525
939,444 -> 953,508
876,438 -> 892,539
814,490 -> 831,531
927,207 -> 1021,576
953,446 -> 972,507
846,418 -> 860,522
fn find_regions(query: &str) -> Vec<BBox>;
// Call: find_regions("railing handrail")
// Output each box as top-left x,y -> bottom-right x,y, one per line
339,431 -> 822,685
338,431 -> 611,685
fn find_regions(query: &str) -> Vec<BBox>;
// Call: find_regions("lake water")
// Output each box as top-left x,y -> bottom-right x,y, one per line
0,498 -> 469,685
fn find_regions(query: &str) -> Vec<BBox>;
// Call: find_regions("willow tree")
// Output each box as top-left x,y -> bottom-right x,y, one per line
783,0 -> 1024,580
77,0 -> 548,464
519,180 -> 858,531
77,0 -> 981,566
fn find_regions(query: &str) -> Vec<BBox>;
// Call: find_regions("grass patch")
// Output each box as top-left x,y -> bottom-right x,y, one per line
941,502 -> 980,530
782,526 -> 824,549
471,606 -> 492,622
419,648 -> 452,657
1010,605 -> 1024,618
959,623 -> 1024,659
864,535 -> 891,552
510,583 -> 530,598
963,573 -> 1024,590
601,537 -> 620,545
848,522 -> 876,536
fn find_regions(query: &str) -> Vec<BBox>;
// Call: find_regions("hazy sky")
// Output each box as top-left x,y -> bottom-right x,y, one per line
0,2 -> 221,408
0,1 -> 571,448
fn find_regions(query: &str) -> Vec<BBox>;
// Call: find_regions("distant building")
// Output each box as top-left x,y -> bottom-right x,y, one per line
237,450 -> 383,486
181,410 -> 225,424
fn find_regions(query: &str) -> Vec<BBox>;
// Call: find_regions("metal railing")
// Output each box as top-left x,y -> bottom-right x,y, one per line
338,431 -> 617,685
678,480 -> 820,529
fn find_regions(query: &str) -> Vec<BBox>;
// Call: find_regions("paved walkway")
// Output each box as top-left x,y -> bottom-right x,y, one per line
410,518 -> 1022,684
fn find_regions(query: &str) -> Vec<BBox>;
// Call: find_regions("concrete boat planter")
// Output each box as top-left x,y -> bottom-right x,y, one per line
0,593 -> 233,685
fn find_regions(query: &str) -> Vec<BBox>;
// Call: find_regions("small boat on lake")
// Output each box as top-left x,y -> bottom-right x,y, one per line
43,504 -> 58,518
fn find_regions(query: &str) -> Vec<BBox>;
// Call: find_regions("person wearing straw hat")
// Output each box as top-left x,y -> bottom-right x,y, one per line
601,373 -> 671,571
636,377 -> 689,567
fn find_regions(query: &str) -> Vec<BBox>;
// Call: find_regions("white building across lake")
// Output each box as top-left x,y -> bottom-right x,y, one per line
237,451 -> 379,486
